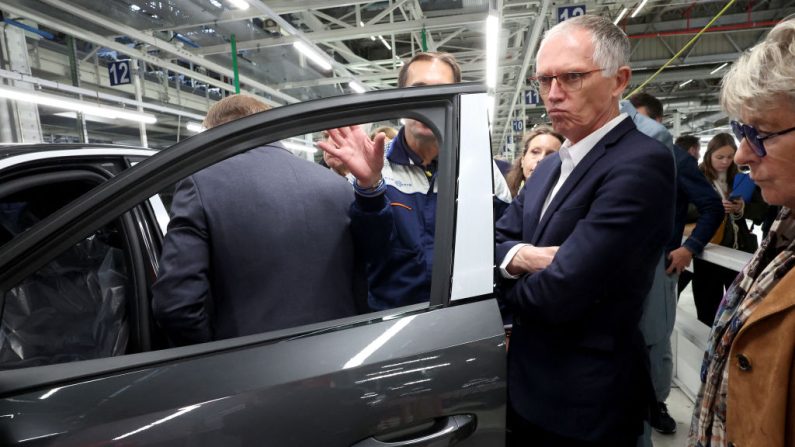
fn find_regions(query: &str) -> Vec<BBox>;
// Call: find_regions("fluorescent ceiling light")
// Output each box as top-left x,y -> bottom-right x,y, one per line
209,0 -> 222,7
293,41 -> 332,72
0,86 -> 156,124
360,21 -> 375,40
349,81 -> 366,93
631,0 -> 649,18
54,111 -> 109,123
710,62 -> 729,74
130,4 -> 141,11
186,122 -> 205,133
614,7 -> 629,24
282,140 -> 317,154
378,35 -> 391,51
227,0 -> 249,10
679,79 -> 693,88
485,14 -> 499,89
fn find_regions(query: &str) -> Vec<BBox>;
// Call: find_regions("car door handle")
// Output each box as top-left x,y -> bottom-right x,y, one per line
352,414 -> 475,447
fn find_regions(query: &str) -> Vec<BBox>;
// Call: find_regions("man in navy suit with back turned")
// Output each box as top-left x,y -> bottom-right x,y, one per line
496,15 -> 675,446
152,95 -> 360,346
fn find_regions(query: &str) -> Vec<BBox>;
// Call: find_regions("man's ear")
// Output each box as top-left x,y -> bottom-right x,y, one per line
613,66 -> 632,98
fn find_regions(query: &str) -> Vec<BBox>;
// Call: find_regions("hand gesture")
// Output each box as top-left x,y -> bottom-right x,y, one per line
317,125 -> 386,188
506,245 -> 560,276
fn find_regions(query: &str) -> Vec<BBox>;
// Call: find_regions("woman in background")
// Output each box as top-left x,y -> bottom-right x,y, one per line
692,134 -> 769,325
689,16 -> 795,446
505,126 -> 563,197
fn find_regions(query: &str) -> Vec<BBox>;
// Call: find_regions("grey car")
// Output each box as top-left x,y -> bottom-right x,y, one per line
0,84 -> 507,446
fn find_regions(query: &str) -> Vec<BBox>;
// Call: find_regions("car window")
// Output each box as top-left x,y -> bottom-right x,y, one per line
0,219 -> 132,370
0,117 -> 446,366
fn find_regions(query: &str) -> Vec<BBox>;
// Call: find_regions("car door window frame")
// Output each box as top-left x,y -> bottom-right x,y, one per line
0,84 -> 484,395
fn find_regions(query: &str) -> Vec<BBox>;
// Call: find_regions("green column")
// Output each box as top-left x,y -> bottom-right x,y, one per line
231,34 -> 240,94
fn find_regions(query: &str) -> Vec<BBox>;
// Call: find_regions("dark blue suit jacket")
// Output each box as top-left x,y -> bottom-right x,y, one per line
495,117 -> 675,441
152,145 -> 362,346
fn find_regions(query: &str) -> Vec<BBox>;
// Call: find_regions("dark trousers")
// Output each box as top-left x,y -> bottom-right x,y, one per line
691,258 -> 738,326
507,404 -> 637,447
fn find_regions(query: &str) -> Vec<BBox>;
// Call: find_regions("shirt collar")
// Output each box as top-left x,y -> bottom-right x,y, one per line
559,113 -> 628,167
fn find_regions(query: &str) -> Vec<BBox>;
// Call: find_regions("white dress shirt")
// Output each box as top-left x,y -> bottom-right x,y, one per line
499,113 -> 629,279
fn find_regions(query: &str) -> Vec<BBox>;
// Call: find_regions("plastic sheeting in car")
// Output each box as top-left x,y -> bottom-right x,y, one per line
0,232 -> 129,370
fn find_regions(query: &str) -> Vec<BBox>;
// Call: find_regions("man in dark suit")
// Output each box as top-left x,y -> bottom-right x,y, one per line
495,15 -> 675,446
152,95 -> 360,346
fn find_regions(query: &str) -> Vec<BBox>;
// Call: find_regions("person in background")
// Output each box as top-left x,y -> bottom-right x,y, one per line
320,131 -> 351,177
623,93 -> 724,442
630,91 -> 665,123
505,126 -> 564,197
691,133 -> 767,326
319,52 -> 512,311
496,15 -> 675,446
370,126 -> 398,142
689,17 -> 795,446
153,95 -> 361,345
676,134 -> 701,160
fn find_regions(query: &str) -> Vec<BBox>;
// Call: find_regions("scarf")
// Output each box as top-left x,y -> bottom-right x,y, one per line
689,207 -> 795,447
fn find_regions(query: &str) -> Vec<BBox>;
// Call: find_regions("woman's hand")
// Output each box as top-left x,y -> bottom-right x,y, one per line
722,197 -> 744,215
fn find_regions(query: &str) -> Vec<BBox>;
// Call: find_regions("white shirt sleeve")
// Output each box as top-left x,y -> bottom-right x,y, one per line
499,243 -> 531,279
492,160 -> 513,203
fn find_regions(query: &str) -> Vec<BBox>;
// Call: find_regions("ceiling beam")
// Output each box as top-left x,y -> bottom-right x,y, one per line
196,12 -> 490,55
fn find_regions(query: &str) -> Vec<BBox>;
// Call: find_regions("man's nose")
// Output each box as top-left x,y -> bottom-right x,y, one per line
546,78 -> 565,101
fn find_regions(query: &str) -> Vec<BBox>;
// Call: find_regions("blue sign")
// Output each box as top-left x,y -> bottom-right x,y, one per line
524,90 -> 540,105
557,5 -> 586,22
512,120 -> 524,132
108,60 -> 132,86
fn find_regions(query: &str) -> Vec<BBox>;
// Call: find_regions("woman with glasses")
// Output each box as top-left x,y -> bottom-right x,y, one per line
505,126 -> 564,197
689,17 -> 795,447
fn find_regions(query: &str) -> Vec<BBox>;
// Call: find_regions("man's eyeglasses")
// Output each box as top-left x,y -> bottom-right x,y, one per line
730,120 -> 795,157
529,69 -> 605,93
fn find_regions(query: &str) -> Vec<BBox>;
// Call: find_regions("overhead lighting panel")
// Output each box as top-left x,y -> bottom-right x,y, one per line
349,81 -> 366,94
631,0 -> 649,18
227,0 -> 249,10
485,14 -> 499,89
293,41 -> 333,72
614,7 -> 629,25
0,86 -> 156,124
710,62 -> 729,74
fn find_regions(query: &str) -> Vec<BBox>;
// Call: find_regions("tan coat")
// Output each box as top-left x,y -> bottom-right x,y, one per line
727,267 -> 795,446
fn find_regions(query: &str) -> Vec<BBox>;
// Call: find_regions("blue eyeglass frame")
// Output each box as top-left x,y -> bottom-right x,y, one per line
730,120 -> 795,158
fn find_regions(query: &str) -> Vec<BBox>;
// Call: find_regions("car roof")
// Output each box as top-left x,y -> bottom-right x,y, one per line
0,143 -> 156,159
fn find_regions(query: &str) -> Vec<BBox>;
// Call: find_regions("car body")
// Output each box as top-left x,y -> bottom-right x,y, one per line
0,84 -> 507,446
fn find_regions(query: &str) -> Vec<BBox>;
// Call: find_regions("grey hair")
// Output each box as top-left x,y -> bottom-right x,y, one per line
541,15 -> 630,76
721,17 -> 795,117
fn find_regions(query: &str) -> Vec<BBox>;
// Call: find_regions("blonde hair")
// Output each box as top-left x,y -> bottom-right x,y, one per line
203,94 -> 271,129
721,17 -> 795,116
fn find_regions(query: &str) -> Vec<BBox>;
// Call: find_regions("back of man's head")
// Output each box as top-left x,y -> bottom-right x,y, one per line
397,52 -> 462,88
675,135 -> 700,155
629,92 -> 664,122
203,94 -> 271,129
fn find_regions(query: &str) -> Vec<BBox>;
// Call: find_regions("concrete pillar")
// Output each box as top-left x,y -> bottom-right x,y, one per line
0,25 -> 42,143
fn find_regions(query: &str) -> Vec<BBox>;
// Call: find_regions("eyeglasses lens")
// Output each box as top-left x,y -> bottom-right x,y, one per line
731,121 -> 766,157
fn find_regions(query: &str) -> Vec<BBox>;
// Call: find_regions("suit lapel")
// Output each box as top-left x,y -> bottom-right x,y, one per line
533,117 -> 634,242
523,155 -> 561,240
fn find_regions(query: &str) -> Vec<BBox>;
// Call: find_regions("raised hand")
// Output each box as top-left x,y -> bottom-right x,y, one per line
317,125 -> 387,188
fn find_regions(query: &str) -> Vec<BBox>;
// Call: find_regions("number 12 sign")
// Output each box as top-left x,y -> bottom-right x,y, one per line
108,60 -> 132,86
557,5 -> 586,22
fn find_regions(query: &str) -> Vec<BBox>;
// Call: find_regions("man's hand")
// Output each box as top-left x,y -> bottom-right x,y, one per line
317,125 -> 386,188
506,245 -> 559,276
666,246 -> 693,275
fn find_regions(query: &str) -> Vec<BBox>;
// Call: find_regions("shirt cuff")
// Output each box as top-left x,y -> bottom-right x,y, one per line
500,243 -> 531,279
